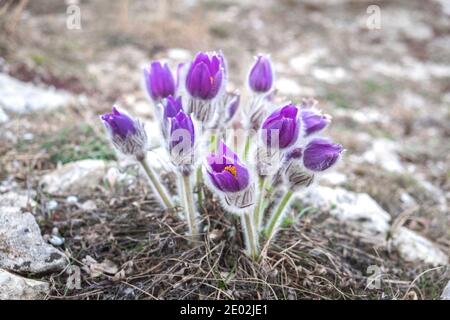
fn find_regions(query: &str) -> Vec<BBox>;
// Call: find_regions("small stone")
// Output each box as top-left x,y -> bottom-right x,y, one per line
40,160 -> 110,196
80,200 -> 97,211
441,281 -> 450,300
48,235 -> 64,247
22,133 -> 34,141
46,200 -> 58,211
0,106 -> 8,124
0,269 -> 49,300
66,196 -> 78,204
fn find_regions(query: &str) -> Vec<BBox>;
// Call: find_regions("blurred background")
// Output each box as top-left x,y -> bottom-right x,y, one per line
0,0 -> 449,299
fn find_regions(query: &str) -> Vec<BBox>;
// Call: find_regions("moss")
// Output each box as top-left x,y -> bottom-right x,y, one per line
41,124 -> 116,165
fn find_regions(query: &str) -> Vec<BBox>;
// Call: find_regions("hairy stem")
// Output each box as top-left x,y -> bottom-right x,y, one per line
253,176 -> 267,231
180,173 -> 200,239
138,157 -> 174,210
264,190 -> 294,241
196,166 -> 204,210
243,135 -> 252,161
242,211 -> 259,259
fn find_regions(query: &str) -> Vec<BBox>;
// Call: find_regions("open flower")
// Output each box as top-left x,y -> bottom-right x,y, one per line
206,141 -> 249,193
248,54 -> 273,93
100,106 -> 147,159
303,138 -> 343,171
186,52 -> 224,100
261,103 -> 300,149
301,109 -> 331,136
144,61 -> 175,102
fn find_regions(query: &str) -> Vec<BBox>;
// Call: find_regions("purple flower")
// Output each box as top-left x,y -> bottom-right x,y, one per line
261,103 -> 300,149
144,61 -> 175,101
248,55 -> 273,93
101,107 -> 136,139
301,109 -> 330,136
186,52 -> 224,100
163,96 -> 183,119
168,110 -> 195,152
303,138 -> 343,172
206,141 -> 250,193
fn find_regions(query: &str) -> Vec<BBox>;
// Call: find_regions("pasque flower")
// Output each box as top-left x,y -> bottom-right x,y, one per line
101,106 -> 136,139
144,61 -> 175,102
101,106 -> 147,158
206,141 -> 257,257
101,106 -> 174,210
168,109 -> 195,153
301,109 -> 331,136
248,55 -> 273,93
261,103 -> 300,149
206,141 -> 249,193
303,138 -> 343,172
186,52 -> 224,100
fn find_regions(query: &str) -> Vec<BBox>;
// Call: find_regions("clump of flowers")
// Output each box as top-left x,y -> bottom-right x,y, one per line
100,51 -> 343,259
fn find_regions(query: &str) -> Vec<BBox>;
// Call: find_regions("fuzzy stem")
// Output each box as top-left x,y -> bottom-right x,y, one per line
196,166 -> 204,210
264,190 -> 294,240
210,133 -> 218,152
179,173 -> 200,239
242,211 -> 259,259
253,176 -> 267,231
243,135 -> 252,161
138,157 -> 174,210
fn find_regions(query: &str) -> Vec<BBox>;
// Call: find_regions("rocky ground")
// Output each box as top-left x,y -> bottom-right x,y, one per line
0,0 -> 449,299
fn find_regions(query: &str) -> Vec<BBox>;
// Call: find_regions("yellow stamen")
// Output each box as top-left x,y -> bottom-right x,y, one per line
224,165 -> 237,177
210,76 -> 214,85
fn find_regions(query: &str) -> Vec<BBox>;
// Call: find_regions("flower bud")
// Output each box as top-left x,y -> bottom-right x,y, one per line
303,138 -> 343,172
301,109 -> 331,137
168,110 -> 195,173
261,103 -> 300,149
144,61 -> 175,102
186,52 -> 224,100
248,55 -> 273,93
101,107 -> 147,159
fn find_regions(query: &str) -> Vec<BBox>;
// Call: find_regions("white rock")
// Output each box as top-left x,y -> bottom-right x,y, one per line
66,196 -> 78,204
276,78 -> 315,96
0,190 -> 34,208
0,208 -> 67,273
441,281 -> 450,300
362,139 -> 404,173
392,227 -> 448,267
301,186 -> 391,237
46,200 -> 58,211
40,160 -> 110,196
320,172 -> 348,186
0,269 -> 49,300
301,186 -> 449,266
0,106 -> 9,123
166,48 -> 191,61
0,73 -> 73,114
312,67 -> 348,84
288,48 -> 328,73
